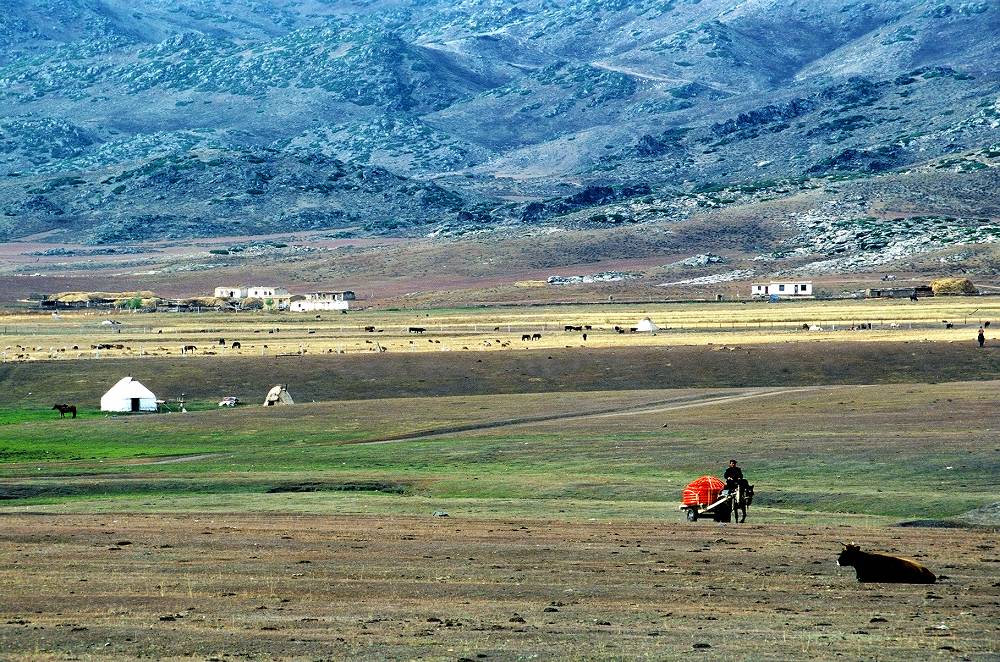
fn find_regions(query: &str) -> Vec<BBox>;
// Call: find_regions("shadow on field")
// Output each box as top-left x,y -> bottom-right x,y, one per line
1,341 -> 998,407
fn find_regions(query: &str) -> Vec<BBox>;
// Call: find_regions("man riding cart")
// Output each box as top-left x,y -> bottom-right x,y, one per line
680,460 -> 754,523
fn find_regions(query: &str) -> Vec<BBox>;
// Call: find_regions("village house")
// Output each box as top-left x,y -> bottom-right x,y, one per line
751,281 -> 813,299
289,291 -> 356,312
214,286 -> 248,299
212,285 -> 291,309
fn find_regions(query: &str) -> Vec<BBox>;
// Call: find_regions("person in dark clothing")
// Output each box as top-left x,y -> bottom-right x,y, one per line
724,459 -> 744,492
978,327 -> 986,348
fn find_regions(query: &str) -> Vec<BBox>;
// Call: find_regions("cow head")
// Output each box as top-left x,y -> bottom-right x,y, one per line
837,543 -> 861,566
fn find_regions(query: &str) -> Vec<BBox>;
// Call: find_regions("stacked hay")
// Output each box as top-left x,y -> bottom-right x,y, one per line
182,296 -> 230,309
241,297 -> 264,310
931,277 -> 976,295
50,291 -> 94,304
49,291 -> 162,308
113,291 -> 160,308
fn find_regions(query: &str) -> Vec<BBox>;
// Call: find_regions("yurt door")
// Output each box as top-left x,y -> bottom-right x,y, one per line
130,398 -> 140,412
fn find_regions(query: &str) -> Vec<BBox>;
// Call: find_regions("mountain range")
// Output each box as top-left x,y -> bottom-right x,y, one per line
0,0 -> 997,264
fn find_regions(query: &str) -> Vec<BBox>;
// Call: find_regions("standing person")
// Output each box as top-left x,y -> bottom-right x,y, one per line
978,327 -> 986,348
724,459 -> 743,492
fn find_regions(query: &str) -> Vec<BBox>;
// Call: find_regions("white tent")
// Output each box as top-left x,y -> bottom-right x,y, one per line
262,384 -> 294,406
636,317 -> 659,333
100,376 -> 158,413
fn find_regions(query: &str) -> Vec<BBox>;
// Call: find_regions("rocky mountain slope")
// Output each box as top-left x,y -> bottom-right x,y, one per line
0,0 -> 997,265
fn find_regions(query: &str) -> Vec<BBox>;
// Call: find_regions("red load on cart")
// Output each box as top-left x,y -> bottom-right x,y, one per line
681,475 -> 725,506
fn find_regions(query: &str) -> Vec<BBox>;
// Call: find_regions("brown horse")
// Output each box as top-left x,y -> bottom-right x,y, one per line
52,404 -> 77,419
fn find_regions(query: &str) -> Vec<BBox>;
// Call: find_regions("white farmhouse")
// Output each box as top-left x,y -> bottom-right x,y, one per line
751,281 -> 813,299
289,291 -> 355,313
246,286 -> 289,298
100,376 -> 158,413
214,286 -> 248,299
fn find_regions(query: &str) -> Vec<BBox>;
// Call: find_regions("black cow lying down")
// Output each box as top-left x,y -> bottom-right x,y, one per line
837,544 -> 936,583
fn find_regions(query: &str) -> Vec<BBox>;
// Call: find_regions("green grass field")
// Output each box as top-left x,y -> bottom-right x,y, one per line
2,382 -> 996,522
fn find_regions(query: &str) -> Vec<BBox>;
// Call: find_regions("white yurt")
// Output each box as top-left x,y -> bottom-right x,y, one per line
636,317 -> 659,333
262,384 -> 294,406
100,376 -> 158,413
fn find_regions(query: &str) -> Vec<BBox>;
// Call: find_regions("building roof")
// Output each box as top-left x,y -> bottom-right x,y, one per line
102,376 -> 156,401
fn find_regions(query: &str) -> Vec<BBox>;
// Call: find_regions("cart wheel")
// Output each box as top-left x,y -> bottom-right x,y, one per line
686,508 -> 698,522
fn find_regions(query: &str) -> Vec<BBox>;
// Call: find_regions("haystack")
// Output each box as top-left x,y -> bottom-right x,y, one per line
182,296 -> 230,308
931,277 -> 976,295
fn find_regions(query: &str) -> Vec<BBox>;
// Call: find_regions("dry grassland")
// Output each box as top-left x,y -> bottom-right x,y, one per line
1,298 -> 998,362
0,514 -> 997,661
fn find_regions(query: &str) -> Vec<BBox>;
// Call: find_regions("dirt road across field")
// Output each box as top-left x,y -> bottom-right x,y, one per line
361,387 -> 824,444
0,513 -> 995,660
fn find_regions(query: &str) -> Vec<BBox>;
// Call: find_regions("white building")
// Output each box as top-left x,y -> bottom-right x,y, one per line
214,286 -> 248,299
290,291 -> 355,312
636,317 -> 659,333
751,281 -> 813,299
246,286 -> 289,298
290,300 -> 349,312
100,376 -> 158,413
305,291 -> 355,302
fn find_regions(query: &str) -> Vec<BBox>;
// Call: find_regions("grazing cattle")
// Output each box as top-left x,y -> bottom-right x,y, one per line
531,333 -> 542,340
364,326 -> 376,333
408,327 -> 426,334
218,338 -> 226,346
584,325 -> 592,330
522,334 -> 531,341
52,404 -> 77,419
231,341 -> 241,349
181,345 -> 197,354
985,321 -> 991,328
564,325 -> 583,332
945,323 -> 953,329
582,333 -> 587,341
837,544 -> 936,583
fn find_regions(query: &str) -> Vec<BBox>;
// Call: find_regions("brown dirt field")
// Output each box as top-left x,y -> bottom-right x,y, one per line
0,513 -> 996,661
2,341 -> 1000,408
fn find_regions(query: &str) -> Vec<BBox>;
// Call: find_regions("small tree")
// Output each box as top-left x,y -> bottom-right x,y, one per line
127,296 -> 143,310
264,297 -> 275,311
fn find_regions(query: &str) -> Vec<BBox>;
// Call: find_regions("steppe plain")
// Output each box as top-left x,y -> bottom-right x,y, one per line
1,299 -> 998,660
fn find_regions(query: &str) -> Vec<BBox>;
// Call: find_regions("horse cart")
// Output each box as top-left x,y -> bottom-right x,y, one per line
680,475 -> 753,523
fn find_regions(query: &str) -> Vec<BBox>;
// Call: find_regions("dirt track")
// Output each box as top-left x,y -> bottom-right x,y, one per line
0,513 -> 995,660
361,387 -> 821,444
